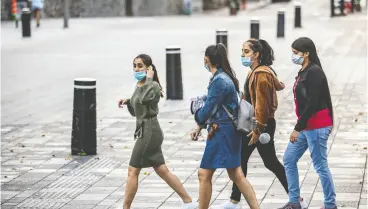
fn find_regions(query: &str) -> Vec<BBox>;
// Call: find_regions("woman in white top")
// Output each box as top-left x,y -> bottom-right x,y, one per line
31,0 -> 43,27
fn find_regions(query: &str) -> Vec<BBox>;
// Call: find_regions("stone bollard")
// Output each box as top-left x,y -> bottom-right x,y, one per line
166,46 -> 183,100
294,2 -> 302,28
71,78 -> 97,155
21,8 -> 31,38
250,17 -> 260,39
216,29 -> 228,50
277,8 -> 286,38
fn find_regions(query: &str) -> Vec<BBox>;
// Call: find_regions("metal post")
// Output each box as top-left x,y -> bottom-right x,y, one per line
294,2 -> 302,28
166,46 -> 183,100
126,0 -> 133,16
216,29 -> 228,51
71,78 -> 97,155
64,0 -> 69,28
277,8 -> 285,38
250,17 -> 260,39
331,0 -> 336,17
21,8 -> 31,38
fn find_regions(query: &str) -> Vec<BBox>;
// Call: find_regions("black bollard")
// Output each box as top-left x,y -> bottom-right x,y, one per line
166,46 -> 183,100
216,29 -> 228,50
126,0 -> 133,16
71,78 -> 97,155
294,2 -> 302,28
277,9 -> 285,38
21,8 -> 31,38
330,0 -> 335,17
250,18 -> 260,39
63,0 -> 69,28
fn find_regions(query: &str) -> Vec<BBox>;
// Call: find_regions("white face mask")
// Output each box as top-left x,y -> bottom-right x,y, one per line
292,54 -> 304,65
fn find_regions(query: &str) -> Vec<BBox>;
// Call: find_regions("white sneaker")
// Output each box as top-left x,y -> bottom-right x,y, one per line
181,201 -> 199,209
300,197 -> 309,209
212,201 -> 242,209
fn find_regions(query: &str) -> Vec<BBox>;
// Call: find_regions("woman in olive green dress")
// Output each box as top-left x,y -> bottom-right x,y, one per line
118,54 -> 198,209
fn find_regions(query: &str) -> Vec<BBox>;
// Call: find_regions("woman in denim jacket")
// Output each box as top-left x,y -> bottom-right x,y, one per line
191,44 -> 259,209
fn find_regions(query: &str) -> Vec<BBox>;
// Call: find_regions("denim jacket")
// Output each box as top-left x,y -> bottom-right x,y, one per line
195,68 -> 239,126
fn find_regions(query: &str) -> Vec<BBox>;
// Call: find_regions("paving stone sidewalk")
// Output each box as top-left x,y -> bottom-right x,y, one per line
2,0 -> 367,208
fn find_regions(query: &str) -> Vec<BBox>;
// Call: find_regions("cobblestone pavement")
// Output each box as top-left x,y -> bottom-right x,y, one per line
1,0 -> 367,208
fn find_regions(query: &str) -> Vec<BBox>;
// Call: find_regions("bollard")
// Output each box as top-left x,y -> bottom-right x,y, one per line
294,2 -> 302,28
126,0 -> 133,16
21,8 -> 31,38
63,0 -> 69,28
166,46 -> 183,100
330,0 -> 335,17
216,29 -> 228,50
71,78 -> 97,155
277,9 -> 286,38
250,17 -> 260,39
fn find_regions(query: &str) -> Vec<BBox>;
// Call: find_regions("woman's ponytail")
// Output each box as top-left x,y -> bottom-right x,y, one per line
258,39 -> 275,66
151,64 -> 164,98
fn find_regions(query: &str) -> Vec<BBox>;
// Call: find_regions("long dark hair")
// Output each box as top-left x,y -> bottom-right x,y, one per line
246,39 -> 275,66
205,43 -> 240,92
292,37 -> 334,124
134,54 -> 164,97
291,37 -> 322,68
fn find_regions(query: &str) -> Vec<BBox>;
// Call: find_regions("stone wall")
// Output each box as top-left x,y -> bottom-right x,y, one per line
132,0 -> 183,16
1,0 -> 223,20
42,0 -> 183,17
43,0 -> 126,17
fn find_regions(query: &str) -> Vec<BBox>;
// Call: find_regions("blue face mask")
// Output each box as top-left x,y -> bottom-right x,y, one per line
205,65 -> 210,72
134,71 -> 146,81
292,54 -> 304,65
241,56 -> 252,67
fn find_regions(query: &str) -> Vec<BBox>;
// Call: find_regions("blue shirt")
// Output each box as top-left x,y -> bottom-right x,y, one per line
195,68 -> 239,125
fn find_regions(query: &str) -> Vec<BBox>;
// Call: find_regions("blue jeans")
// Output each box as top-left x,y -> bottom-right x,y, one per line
283,126 -> 336,208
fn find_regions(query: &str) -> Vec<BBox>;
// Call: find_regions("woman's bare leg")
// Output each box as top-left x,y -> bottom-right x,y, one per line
198,168 -> 215,209
153,164 -> 192,203
123,166 -> 141,209
227,167 -> 259,209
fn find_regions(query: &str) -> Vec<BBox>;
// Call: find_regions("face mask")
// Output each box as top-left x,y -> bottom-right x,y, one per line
134,71 -> 146,81
241,56 -> 252,67
205,65 -> 211,72
292,54 -> 304,65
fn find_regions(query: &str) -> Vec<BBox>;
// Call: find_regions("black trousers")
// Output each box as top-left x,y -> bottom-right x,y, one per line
230,118 -> 288,201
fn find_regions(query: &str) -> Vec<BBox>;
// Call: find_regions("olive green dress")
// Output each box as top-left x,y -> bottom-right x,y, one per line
126,77 -> 165,168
